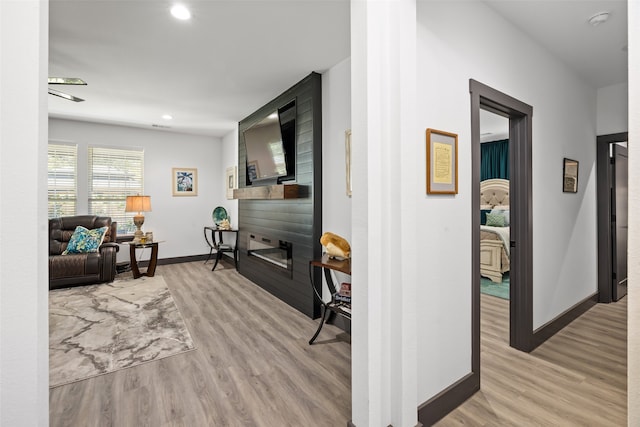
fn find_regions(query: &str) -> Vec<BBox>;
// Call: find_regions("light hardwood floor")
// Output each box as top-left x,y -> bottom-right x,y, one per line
435,294 -> 627,426
50,262 -> 627,426
49,261 -> 351,427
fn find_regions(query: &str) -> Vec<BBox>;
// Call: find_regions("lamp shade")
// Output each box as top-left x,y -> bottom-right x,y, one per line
125,195 -> 152,213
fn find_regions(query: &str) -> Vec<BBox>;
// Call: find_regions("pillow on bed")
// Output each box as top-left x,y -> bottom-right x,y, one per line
485,212 -> 506,227
491,208 -> 510,226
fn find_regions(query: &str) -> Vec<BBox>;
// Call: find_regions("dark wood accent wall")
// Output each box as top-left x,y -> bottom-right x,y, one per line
237,72 -> 322,318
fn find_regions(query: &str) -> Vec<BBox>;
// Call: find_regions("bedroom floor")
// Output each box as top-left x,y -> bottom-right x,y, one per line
435,294 -> 627,426
480,273 -> 509,299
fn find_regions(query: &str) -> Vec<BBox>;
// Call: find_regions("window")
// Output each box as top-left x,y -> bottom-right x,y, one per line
88,146 -> 144,235
48,143 -> 77,218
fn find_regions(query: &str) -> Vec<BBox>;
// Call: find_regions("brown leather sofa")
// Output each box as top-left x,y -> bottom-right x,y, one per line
49,215 -> 119,290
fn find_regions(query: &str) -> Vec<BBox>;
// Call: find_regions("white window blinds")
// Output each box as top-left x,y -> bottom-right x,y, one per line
88,146 -> 144,235
48,143 -> 77,218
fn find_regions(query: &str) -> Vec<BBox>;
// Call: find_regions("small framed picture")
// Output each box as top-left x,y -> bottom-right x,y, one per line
426,128 -> 458,194
563,158 -> 579,193
247,161 -> 259,182
172,167 -> 197,196
226,166 -> 236,199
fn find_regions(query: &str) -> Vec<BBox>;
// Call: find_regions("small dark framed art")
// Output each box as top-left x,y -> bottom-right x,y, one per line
562,158 -> 579,193
426,128 -> 458,194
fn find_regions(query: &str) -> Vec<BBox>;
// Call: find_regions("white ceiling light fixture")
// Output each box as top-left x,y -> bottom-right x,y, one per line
171,4 -> 191,20
588,11 -> 610,27
162,114 -> 173,120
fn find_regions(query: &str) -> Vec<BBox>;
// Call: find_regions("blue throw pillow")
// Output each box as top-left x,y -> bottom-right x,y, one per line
485,212 -> 505,227
62,226 -> 108,254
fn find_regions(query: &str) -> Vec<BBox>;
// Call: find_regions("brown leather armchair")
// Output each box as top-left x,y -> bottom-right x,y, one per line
49,215 -> 119,290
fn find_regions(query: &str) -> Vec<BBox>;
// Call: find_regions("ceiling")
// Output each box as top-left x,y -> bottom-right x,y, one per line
49,0 -> 627,138
485,0 -> 627,89
480,109 -> 509,142
49,0 -> 351,137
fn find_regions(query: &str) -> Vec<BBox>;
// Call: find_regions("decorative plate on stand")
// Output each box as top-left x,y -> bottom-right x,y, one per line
212,206 -> 228,227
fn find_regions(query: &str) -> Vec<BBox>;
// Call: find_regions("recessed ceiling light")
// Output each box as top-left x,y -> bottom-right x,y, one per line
268,113 -> 278,119
171,4 -> 191,20
162,114 -> 173,120
588,11 -> 610,26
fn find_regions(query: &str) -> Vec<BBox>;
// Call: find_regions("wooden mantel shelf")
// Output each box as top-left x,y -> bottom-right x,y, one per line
233,184 -> 300,200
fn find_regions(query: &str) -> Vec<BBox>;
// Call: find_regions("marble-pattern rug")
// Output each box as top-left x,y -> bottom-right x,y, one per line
49,275 -> 195,388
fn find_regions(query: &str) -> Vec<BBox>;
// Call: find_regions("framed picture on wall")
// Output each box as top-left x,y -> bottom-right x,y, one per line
172,167 -> 198,196
426,128 -> 458,194
563,158 -> 579,193
226,166 -> 236,199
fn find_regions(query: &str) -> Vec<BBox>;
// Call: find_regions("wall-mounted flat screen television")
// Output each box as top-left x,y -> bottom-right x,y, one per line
243,99 -> 296,185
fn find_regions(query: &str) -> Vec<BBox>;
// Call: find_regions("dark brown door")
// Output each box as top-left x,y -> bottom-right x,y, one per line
612,143 -> 628,301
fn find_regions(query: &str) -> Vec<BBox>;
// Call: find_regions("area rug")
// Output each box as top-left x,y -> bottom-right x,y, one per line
49,275 -> 195,388
480,273 -> 510,300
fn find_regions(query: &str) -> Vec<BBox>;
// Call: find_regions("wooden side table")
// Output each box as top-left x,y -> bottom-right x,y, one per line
308,254 -> 351,344
128,241 -> 160,279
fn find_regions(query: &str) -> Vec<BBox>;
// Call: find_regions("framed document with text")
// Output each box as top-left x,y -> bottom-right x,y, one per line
426,128 -> 458,195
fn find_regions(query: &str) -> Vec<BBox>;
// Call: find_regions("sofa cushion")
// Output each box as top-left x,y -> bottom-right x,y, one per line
62,226 -> 108,254
49,253 -> 101,279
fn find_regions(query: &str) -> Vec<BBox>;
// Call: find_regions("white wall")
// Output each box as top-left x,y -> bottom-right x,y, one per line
322,57 -> 353,242
49,118 -> 225,261
321,57 -> 353,299
627,1 -> 639,423
415,1 -> 598,403
221,128 -> 239,229
0,0 -> 49,425
597,82 -> 628,135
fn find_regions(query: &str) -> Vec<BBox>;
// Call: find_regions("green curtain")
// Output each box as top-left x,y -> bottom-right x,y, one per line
481,139 -> 509,180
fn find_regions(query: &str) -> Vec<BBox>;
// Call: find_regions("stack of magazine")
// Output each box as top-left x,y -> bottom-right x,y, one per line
333,282 -> 351,314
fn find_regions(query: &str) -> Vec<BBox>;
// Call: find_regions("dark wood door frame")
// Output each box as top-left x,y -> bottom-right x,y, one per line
470,80 -> 534,365
596,132 -> 629,303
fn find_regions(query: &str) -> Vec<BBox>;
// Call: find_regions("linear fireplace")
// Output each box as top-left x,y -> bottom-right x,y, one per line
247,233 -> 293,276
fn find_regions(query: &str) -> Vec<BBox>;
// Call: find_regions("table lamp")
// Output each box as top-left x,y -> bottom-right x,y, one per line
125,195 -> 152,242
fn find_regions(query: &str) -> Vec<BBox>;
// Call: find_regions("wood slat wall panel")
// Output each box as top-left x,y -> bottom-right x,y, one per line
237,73 -> 323,318
237,202 -> 313,215
237,220 -> 313,236
239,209 -> 313,224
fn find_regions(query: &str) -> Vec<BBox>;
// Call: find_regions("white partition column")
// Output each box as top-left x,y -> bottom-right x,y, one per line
628,0 -> 640,423
350,1 -> 419,426
0,0 -> 49,425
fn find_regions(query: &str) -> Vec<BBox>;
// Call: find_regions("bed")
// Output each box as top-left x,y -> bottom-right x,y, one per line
480,178 -> 510,283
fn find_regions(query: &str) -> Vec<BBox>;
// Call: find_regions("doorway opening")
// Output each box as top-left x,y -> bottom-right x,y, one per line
470,80 -> 534,390
597,132 -> 629,303
478,110 -> 511,351
479,110 -> 510,302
